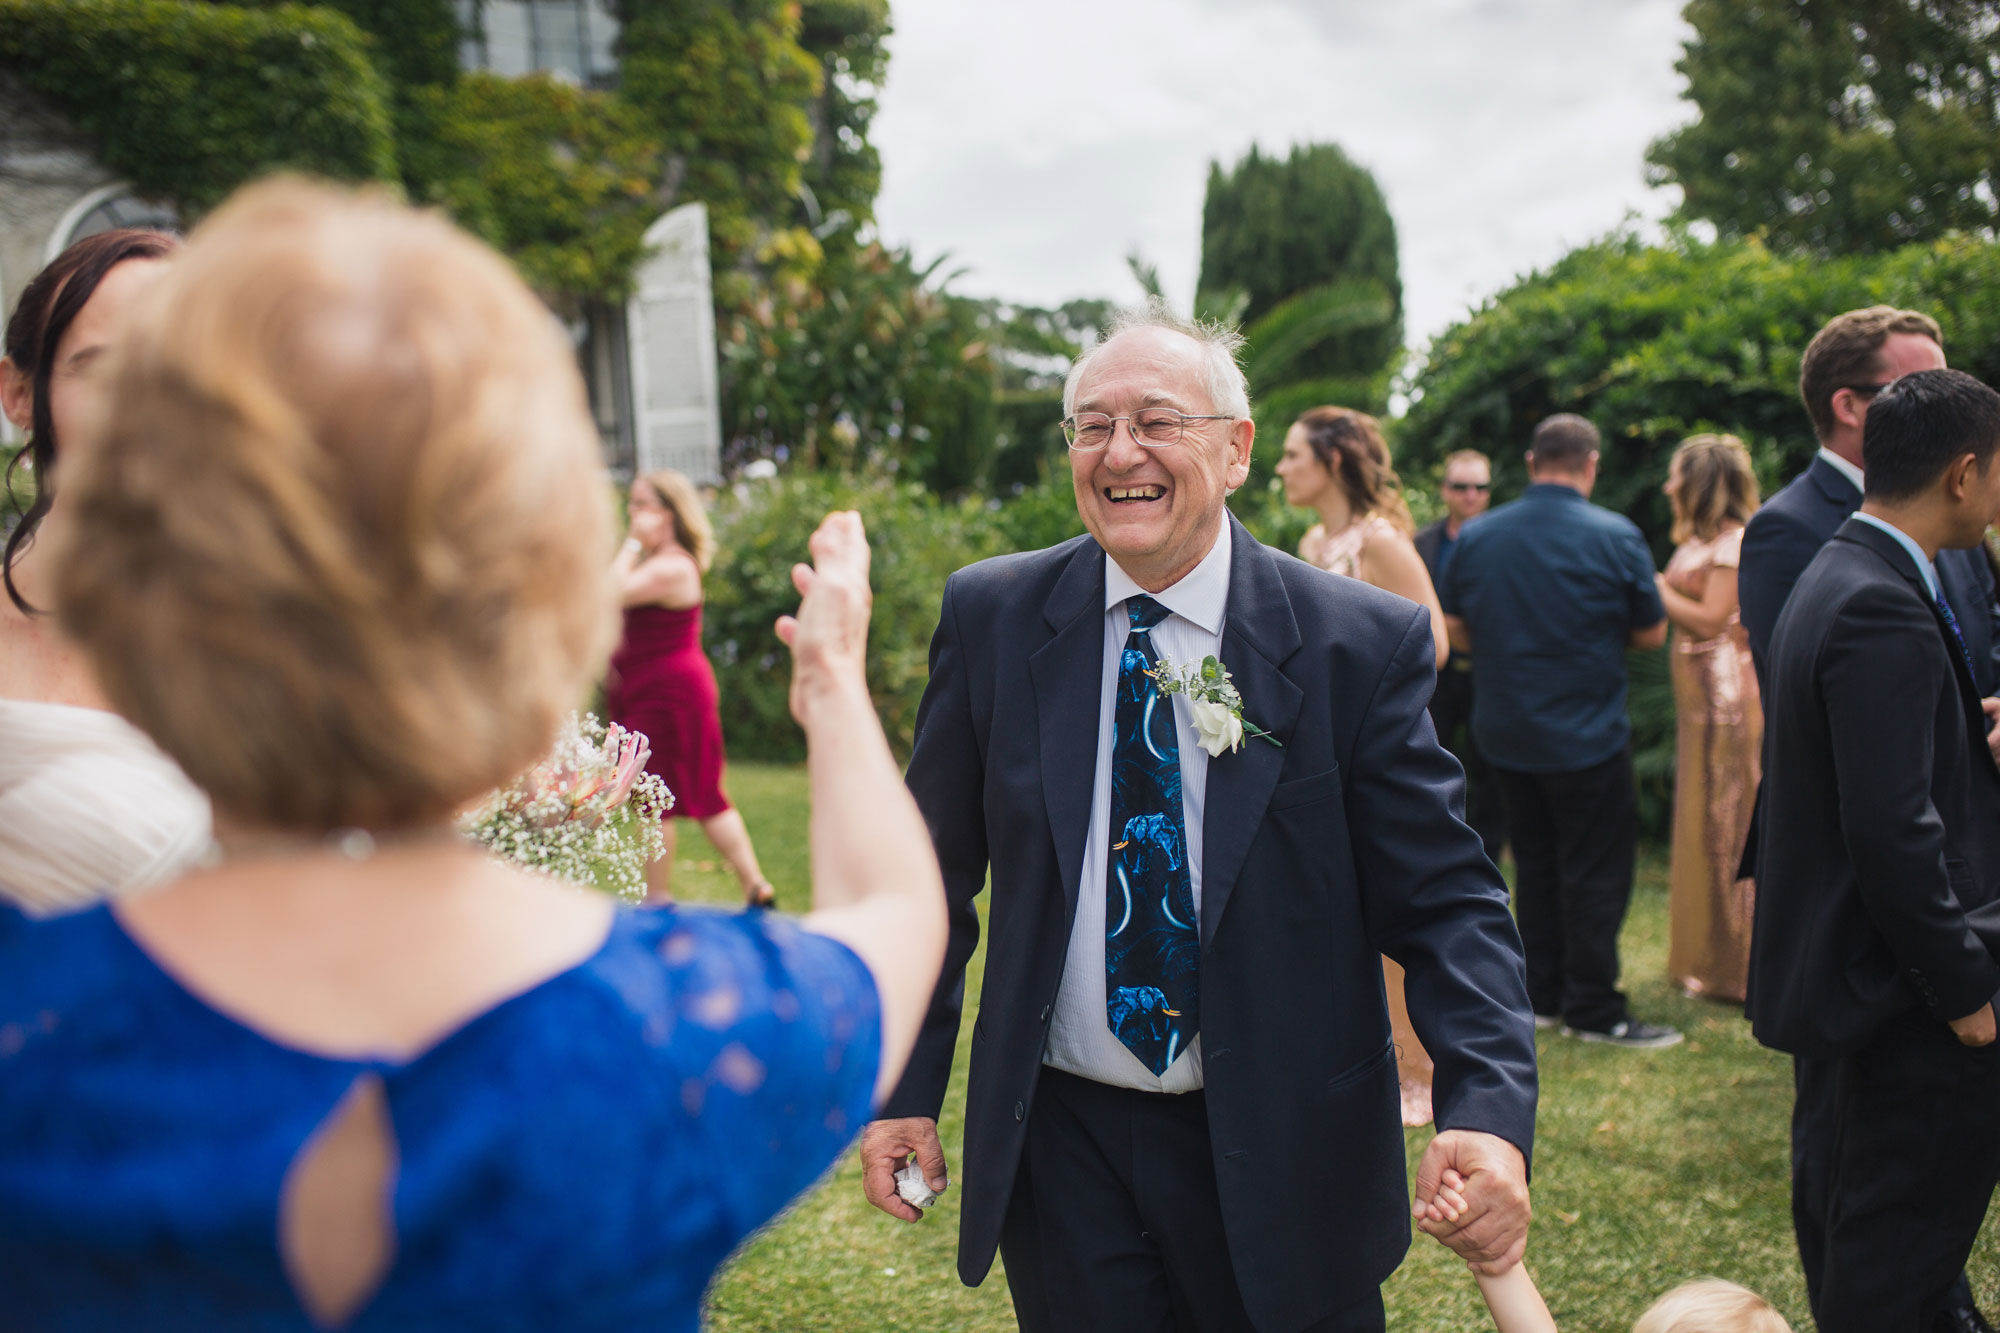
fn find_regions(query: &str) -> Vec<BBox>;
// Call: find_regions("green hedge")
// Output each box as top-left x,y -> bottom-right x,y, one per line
1399,230 -> 2000,836
0,0 -> 397,213
1399,230 -> 2000,561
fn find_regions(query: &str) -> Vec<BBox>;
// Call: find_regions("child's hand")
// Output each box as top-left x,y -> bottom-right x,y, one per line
1418,1168 -> 1472,1224
1412,1129 -> 1530,1275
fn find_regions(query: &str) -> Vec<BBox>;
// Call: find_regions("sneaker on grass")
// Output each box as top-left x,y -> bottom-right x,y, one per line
1562,1019 -> 1683,1049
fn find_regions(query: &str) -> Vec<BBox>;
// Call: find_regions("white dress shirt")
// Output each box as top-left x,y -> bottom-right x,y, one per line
1850,510 -> 1942,601
1045,518 -> 1231,1093
1817,446 -> 1865,496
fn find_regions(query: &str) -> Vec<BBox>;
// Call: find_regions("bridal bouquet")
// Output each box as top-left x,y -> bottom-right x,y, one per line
459,713 -> 674,901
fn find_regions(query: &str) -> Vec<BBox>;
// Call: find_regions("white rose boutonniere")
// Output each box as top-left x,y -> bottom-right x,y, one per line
1148,654 -> 1282,756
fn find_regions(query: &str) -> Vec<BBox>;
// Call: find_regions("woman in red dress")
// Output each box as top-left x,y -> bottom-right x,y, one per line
608,470 -> 774,906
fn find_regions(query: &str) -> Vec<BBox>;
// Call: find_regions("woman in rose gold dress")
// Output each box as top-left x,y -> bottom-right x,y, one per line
1654,434 -> 1762,1001
1277,405 -> 1446,1127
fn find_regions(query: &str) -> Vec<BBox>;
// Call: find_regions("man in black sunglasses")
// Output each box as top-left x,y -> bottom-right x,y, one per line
1414,450 -> 1507,864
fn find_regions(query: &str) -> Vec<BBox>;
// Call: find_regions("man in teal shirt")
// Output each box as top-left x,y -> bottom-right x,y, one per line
1441,414 -> 1678,1048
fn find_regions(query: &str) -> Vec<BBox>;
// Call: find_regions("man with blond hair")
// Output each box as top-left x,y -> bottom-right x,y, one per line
859,303 -> 1539,1332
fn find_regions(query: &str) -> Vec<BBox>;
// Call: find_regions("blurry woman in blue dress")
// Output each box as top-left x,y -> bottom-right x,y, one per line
0,179 -> 944,1330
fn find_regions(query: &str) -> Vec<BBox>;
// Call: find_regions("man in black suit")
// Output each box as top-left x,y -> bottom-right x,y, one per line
1738,307 -> 2000,1333
1739,305 -> 2000,697
1413,448 -> 1507,863
1751,368 -> 2000,1332
858,308 -> 1539,1332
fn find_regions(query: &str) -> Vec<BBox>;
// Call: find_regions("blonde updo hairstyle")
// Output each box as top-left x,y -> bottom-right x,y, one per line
636,468 -> 715,573
54,178 -> 619,833
1667,433 -> 1760,546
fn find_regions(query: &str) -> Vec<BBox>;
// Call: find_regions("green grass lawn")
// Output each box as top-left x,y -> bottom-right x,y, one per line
671,762 -> 1999,1332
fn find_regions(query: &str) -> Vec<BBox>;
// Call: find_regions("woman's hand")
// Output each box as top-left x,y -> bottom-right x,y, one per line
775,511 -> 873,725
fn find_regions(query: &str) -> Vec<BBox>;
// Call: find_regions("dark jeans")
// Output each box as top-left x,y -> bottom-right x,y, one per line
1428,660 -> 1508,865
1492,747 -> 1637,1032
1000,1068 -> 1386,1333
1793,1025 -> 1999,1331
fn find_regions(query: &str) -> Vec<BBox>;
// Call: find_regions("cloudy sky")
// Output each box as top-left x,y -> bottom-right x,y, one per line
870,0 -> 1695,348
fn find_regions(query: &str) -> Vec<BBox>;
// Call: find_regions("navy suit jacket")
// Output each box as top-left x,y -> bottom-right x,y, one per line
889,514 -> 1537,1330
1740,455 -> 2000,694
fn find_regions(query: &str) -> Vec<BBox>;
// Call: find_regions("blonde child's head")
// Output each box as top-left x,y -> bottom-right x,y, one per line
1633,1280 -> 1791,1333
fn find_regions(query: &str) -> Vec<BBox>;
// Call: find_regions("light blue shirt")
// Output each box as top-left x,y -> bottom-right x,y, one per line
1850,511 -> 1941,601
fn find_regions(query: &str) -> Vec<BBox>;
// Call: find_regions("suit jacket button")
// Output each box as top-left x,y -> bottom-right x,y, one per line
1014,1101 -> 1025,1121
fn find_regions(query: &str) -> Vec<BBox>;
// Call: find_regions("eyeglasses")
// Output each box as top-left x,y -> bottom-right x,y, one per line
1841,383 -> 1895,398
1062,409 -> 1235,451
1444,481 -> 1491,493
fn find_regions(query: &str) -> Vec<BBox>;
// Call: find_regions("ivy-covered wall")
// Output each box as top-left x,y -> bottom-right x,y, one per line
0,0 -> 398,212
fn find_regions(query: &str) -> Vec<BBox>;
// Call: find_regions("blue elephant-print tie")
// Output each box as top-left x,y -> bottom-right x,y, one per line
1105,595 -> 1199,1075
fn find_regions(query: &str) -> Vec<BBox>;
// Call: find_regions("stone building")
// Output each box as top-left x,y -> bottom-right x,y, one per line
0,0 -> 721,483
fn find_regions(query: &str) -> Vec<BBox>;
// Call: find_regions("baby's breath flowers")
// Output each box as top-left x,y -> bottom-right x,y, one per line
459,713 -> 674,900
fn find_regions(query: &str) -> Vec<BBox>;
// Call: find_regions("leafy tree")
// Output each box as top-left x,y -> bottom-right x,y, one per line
1196,143 -> 1403,380
1648,0 -> 2000,254
798,0 -> 891,237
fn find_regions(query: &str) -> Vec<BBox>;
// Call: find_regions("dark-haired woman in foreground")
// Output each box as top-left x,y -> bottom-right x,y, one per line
0,179 -> 945,1329
0,227 -> 209,913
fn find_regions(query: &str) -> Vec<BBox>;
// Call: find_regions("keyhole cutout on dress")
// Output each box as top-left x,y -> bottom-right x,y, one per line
280,1073 -> 399,1329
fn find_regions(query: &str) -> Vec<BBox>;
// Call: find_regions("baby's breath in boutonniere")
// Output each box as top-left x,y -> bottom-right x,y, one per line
1148,654 -> 1283,756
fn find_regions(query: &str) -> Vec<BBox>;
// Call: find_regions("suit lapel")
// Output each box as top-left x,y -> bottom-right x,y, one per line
1838,523 -> 1996,773
1807,455 -> 1862,512
1029,539 -> 1108,921
1199,517 -> 1304,942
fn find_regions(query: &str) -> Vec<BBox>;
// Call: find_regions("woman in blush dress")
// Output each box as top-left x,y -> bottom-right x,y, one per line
0,179 -> 945,1331
1276,404 -> 1448,1127
1655,433 -> 1762,1001
608,469 -> 773,906
0,227 -> 210,913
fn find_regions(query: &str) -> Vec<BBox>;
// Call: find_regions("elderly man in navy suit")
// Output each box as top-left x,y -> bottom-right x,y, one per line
856,303 -> 1539,1333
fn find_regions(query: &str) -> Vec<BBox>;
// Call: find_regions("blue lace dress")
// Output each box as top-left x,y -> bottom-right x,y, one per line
0,903 -> 880,1330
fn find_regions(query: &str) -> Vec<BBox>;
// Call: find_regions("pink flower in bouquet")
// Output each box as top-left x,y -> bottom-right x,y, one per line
460,713 -> 674,900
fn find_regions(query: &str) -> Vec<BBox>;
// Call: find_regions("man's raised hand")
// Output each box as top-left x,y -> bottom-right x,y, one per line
1412,1129 -> 1530,1275
859,1117 -> 950,1222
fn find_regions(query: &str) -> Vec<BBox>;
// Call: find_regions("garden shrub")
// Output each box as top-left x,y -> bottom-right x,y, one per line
0,0 -> 397,213
704,472 -> 1012,761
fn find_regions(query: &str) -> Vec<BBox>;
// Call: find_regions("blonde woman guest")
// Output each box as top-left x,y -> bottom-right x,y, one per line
609,470 -> 772,906
0,227 -> 210,913
1277,403 -> 1448,1127
0,179 -> 945,1329
1655,435 -> 1762,1001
